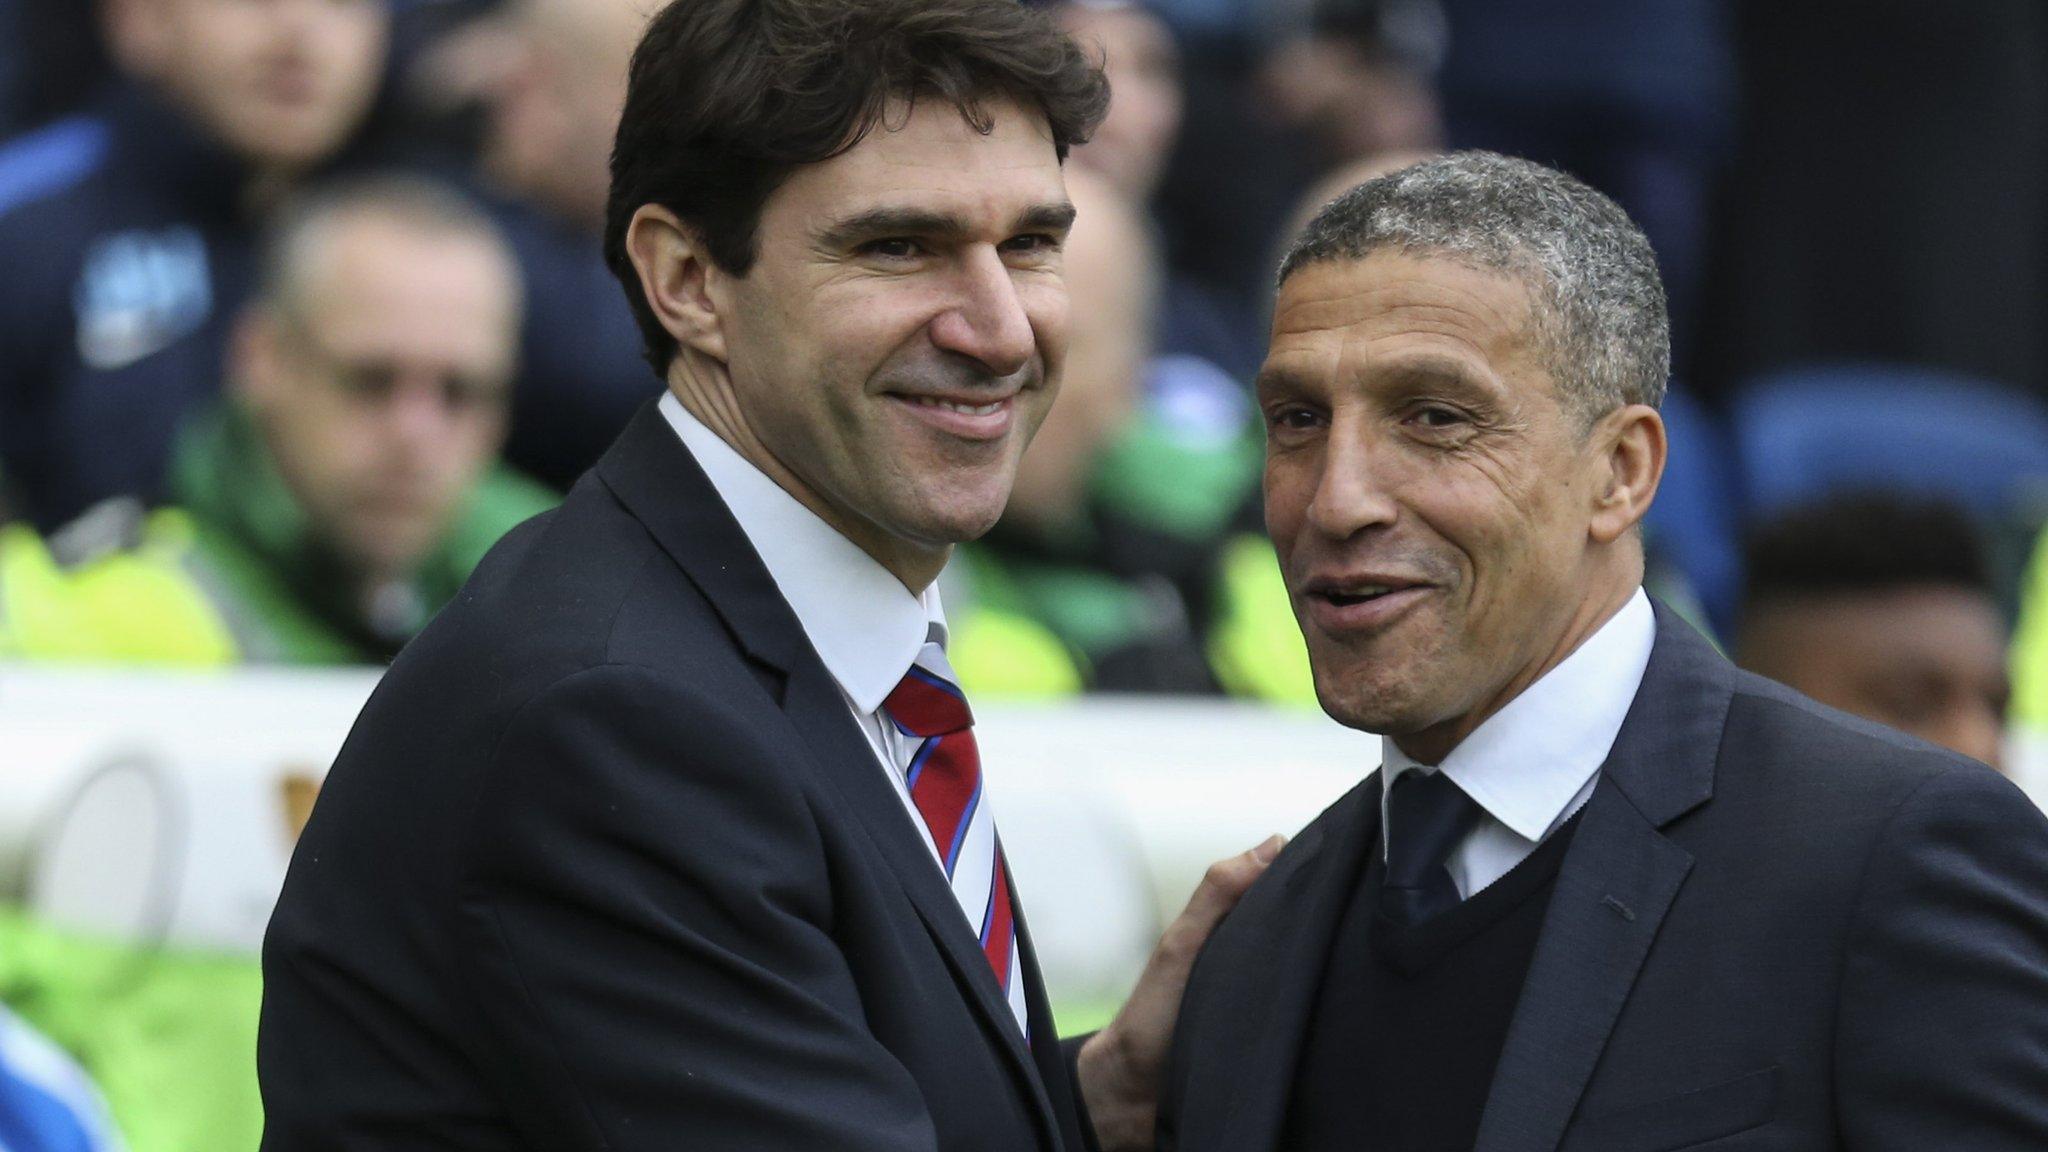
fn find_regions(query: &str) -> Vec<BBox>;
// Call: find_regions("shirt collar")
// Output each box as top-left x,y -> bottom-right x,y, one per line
659,392 -> 944,714
1381,588 -> 1656,843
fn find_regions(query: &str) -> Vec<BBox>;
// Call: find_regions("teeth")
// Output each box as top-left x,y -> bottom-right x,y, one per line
912,397 -> 1002,417
1327,585 -> 1399,604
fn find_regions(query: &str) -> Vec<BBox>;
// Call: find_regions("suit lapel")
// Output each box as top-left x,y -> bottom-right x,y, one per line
1473,605 -> 1733,1152
1205,776 -> 1383,1152
595,403 -> 1060,1145
1471,785 -> 1693,1152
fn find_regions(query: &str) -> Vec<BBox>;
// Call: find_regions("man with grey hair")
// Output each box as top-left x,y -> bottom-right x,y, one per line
1159,152 -> 2048,1150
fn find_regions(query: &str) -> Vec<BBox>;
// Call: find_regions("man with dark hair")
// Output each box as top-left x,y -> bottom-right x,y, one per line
259,3 -> 1265,1150
1735,492 -> 2012,773
1161,153 -> 2048,1150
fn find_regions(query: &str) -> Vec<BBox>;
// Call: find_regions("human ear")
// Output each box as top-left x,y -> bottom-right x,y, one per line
1588,403 -> 1666,545
624,204 -> 729,364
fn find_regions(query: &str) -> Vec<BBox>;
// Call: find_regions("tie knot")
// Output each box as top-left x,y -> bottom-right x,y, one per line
884,644 -> 973,738
1384,768 -> 1482,890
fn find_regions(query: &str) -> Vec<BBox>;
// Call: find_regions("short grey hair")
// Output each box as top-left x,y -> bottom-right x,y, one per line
1280,151 -> 1670,420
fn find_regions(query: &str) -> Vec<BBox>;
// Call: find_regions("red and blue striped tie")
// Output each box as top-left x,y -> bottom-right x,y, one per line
883,642 -> 1028,1034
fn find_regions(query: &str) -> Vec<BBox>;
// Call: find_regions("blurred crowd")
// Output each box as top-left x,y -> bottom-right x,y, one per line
0,0 -> 2043,1140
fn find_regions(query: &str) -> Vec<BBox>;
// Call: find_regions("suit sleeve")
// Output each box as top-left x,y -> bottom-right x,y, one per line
1835,764 -> 2048,1146
451,664 -> 941,1151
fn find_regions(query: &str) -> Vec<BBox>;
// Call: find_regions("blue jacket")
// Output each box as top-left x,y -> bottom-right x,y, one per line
0,84 -> 258,531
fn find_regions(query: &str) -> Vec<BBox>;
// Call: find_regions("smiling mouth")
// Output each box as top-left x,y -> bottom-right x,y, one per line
1321,585 -> 1406,607
904,395 -> 1006,417
1300,581 -> 1435,633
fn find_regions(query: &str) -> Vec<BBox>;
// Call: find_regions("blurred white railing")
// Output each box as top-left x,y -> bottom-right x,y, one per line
2,665 -> 2042,1013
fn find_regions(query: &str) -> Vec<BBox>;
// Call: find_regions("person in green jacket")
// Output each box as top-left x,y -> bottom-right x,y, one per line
0,173 -> 555,666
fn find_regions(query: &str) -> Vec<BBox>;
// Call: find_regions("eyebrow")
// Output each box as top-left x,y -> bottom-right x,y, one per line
1254,364 -> 1312,401
816,201 -> 1077,250
1379,355 -> 1499,394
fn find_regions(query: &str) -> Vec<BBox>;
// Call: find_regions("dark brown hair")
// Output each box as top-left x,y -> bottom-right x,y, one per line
603,0 -> 1110,374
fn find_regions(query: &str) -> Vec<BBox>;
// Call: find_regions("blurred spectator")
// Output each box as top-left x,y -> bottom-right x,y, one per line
0,1003 -> 123,1152
949,170 -> 1310,702
1433,0 -> 1734,361
1055,1 -> 1185,204
1697,0 -> 2048,402
0,175 -> 554,665
2018,526 -> 2048,728
0,0 -> 390,531
1049,0 -> 1271,383
0,0 -> 117,137
402,0 -> 661,489
1734,492 -> 2013,772
1261,0 -> 1445,173
1128,0 -> 1443,378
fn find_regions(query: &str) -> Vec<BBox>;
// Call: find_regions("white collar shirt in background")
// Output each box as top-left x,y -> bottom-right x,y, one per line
658,393 -> 950,865
1380,588 -> 1657,900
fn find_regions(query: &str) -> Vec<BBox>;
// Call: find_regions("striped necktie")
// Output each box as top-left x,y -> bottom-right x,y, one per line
883,642 -> 1028,1035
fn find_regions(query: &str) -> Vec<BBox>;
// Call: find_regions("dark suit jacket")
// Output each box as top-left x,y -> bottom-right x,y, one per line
1163,603 -> 2048,1152
259,403 -> 1093,1151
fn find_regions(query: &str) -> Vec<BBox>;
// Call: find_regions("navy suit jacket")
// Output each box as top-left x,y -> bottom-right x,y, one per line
1163,603 -> 2048,1151
259,403 -> 1091,1151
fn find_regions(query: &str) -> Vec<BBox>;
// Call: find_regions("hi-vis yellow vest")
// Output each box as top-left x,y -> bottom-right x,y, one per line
0,513 -> 238,665
2015,529 -> 2048,726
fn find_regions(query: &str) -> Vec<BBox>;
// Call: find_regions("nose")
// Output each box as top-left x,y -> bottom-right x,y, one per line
927,247 -> 1037,378
1304,416 -> 1400,540
384,374 -> 457,448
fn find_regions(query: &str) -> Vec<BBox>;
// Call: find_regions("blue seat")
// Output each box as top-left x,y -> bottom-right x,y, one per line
1647,384 -> 1745,637
1732,364 -> 2048,521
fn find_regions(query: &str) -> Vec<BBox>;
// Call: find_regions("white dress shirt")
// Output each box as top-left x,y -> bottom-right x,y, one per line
658,393 -> 951,866
1380,588 -> 1656,900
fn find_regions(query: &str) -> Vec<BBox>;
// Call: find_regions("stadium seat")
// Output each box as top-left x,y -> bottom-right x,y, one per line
1731,364 -> 2048,521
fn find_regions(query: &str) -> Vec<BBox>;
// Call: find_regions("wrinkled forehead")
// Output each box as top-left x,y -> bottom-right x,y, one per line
1265,253 -> 1544,374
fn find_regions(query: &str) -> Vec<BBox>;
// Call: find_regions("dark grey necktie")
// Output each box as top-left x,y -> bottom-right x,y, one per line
1380,769 -> 1484,924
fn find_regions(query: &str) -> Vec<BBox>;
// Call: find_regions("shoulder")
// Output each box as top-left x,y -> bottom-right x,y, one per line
394,477 -> 707,704
1718,668 -> 1996,801
1669,669 -> 2043,905
438,465 -> 561,573
306,482 -> 792,863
